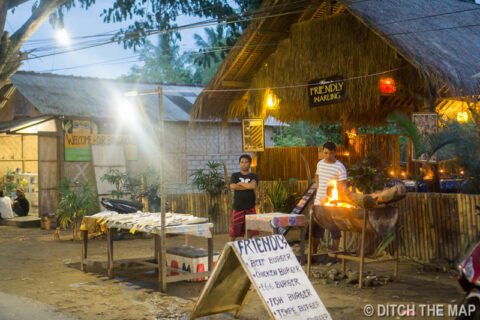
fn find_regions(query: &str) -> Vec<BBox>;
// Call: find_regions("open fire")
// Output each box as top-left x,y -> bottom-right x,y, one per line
323,179 -> 353,208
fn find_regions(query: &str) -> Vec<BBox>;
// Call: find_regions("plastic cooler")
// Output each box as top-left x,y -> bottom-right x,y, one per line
166,245 -> 219,282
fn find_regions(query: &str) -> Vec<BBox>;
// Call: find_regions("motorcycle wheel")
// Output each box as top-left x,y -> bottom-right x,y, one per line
457,297 -> 480,320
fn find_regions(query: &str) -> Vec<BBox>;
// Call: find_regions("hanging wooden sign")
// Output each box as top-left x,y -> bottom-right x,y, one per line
190,235 -> 331,320
242,118 -> 265,152
308,75 -> 346,107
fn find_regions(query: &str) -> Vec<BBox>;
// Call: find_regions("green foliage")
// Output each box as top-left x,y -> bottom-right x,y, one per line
190,161 -> 226,197
100,168 -> 130,199
121,34 -> 196,84
53,1 -> 261,49
273,122 -> 342,147
190,161 -> 226,219
349,152 -> 388,193
389,110 -> 480,193
265,180 -> 294,212
57,178 -> 98,239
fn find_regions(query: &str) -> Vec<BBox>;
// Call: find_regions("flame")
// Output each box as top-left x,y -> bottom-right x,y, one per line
324,179 -> 353,208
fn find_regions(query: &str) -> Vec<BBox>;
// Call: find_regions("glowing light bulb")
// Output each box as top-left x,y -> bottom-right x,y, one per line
55,29 -> 70,46
457,111 -> 468,123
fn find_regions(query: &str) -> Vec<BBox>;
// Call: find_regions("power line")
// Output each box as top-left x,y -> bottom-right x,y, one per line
156,67 -> 402,93
36,42 -> 282,72
22,0 -> 308,53
16,2 -> 308,64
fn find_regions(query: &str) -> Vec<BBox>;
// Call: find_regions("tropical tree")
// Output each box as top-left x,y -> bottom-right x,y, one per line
121,34 -> 195,84
273,121 -> 342,147
0,0 -> 260,99
389,110 -> 480,193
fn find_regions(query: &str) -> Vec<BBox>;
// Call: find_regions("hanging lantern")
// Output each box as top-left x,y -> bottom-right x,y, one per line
378,77 -> 397,95
265,89 -> 280,110
457,111 -> 469,123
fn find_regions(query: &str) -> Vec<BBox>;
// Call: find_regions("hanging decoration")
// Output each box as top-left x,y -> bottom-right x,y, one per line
378,77 -> 397,95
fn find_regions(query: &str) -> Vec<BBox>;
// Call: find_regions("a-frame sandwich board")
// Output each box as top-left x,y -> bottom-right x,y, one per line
190,234 -> 331,320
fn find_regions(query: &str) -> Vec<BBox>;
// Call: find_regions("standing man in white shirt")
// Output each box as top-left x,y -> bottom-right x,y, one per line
0,190 -> 14,219
312,142 -> 348,253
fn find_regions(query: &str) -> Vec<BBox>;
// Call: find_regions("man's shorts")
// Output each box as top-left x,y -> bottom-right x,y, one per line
229,207 -> 258,238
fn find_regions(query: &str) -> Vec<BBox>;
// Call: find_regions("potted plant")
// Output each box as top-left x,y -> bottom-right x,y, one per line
57,178 -> 98,239
190,161 -> 226,220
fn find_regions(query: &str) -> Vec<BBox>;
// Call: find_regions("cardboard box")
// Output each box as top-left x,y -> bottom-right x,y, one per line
166,245 -> 219,282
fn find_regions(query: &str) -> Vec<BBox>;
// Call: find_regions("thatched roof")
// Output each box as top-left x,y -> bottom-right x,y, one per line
192,0 -> 480,125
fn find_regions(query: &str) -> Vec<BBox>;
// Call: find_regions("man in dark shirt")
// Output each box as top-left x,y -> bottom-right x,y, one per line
12,189 -> 29,217
229,154 -> 258,241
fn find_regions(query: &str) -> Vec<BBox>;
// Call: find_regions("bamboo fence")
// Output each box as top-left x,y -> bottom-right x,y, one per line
168,181 -> 480,263
256,135 -> 401,181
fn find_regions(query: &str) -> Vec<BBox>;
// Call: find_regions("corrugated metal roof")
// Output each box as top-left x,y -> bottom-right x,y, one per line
11,72 -> 204,122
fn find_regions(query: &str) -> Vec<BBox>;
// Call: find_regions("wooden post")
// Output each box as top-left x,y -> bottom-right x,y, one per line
81,230 -> 88,272
208,235 -> 213,272
154,234 -> 160,275
158,86 -> 167,293
107,228 -> 114,278
394,211 -> 399,279
358,210 -> 368,289
299,225 -> 306,265
307,208 -> 313,277
342,231 -> 346,273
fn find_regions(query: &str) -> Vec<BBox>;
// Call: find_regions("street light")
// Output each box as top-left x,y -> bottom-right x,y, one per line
125,86 -> 167,292
55,29 -> 70,46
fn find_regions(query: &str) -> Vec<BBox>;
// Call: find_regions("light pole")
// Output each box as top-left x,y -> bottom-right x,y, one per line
125,86 -> 167,292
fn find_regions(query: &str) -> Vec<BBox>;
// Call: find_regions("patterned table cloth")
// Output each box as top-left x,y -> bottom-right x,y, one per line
245,213 -> 305,232
80,212 -> 213,238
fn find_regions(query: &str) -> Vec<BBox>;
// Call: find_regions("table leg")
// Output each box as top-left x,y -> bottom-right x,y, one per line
208,236 -> 213,272
359,211 -> 368,289
307,209 -> 313,277
107,228 -> 114,278
299,226 -> 306,265
157,234 -> 167,292
394,220 -> 399,279
342,231 -> 346,273
81,230 -> 88,272
154,235 -> 160,275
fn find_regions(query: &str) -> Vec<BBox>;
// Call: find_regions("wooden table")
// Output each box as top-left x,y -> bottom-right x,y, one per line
80,215 -> 214,291
245,213 -> 306,264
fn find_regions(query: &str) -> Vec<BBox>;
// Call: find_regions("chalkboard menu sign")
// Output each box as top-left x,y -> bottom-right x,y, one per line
308,75 -> 346,107
190,235 -> 332,320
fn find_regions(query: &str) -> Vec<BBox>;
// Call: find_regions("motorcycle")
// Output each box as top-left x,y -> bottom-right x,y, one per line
456,204 -> 480,319
100,198 -> 143,214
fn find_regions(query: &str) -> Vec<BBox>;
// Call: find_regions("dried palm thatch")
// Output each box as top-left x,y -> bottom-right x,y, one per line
192,0 -> 480,125
247,14 -> 422,125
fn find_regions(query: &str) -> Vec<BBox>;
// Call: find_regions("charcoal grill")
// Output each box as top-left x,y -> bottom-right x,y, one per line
307,204 -> 400,288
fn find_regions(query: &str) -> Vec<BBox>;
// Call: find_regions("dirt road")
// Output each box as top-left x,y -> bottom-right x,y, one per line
0,225 -> 464,319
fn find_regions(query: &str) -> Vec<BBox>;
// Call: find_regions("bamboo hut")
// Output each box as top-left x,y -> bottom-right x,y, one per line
192,0 -> 480,126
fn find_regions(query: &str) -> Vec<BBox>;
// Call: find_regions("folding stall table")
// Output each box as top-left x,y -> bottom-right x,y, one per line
80,213 -> 214,291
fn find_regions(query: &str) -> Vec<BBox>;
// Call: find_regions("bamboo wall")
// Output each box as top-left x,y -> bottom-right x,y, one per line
256,134 -> 400,181
0,135 -> 38,176
395,193 -> 480,263
168,182 -> 480,263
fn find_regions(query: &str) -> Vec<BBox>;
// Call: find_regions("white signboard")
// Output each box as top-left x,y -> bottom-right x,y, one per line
233,235 -> 332,320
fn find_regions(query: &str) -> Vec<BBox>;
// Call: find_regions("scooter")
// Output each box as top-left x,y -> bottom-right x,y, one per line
456,205 -> 480,319
100,198 -> 143,214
